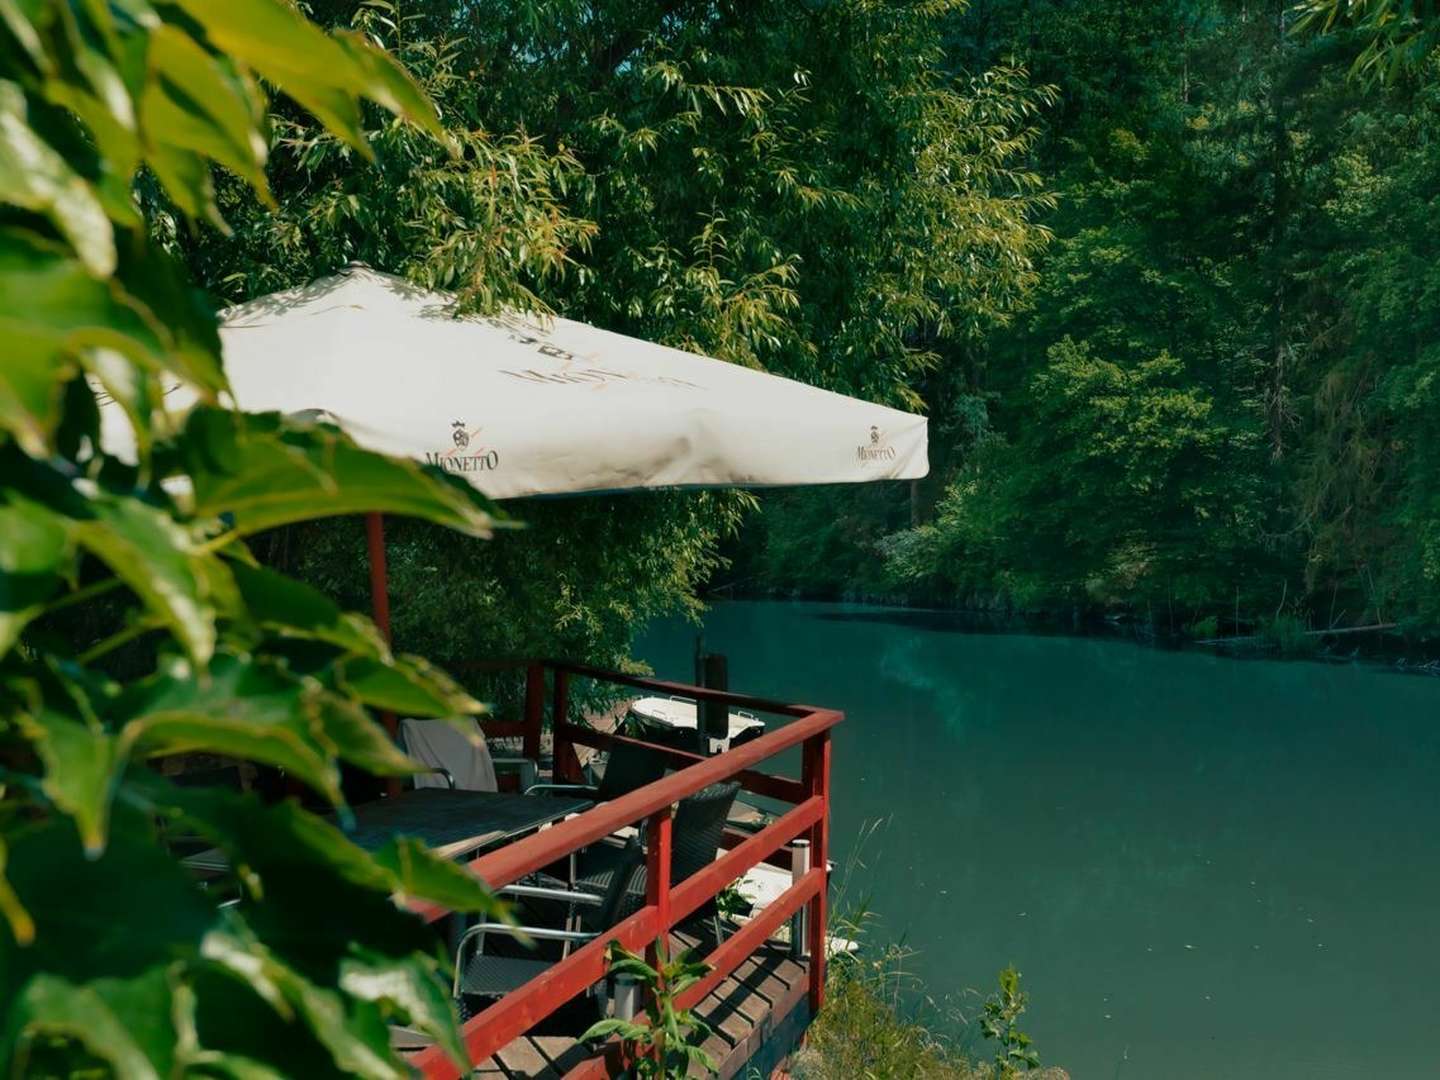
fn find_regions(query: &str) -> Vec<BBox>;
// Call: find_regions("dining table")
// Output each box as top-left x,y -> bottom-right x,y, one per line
182,787 -> 593,875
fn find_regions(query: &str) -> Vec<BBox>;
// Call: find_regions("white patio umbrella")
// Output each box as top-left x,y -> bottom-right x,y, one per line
102,264 -> 928,636
157,264 -> 927,497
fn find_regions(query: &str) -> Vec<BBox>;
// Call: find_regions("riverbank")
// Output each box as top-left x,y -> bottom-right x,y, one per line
704,582 -> 1440,669
794,956 -> 1069,1080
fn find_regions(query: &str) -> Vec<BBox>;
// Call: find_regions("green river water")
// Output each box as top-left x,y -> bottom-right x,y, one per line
636,601 -> 1440,1079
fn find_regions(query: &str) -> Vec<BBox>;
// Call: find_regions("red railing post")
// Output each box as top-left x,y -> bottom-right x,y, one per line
552,668 -> 577,783
409,678 -> 842,1080
802,727 -> 832,1013
645,805 -> 674,1066
523,663 -> 545,764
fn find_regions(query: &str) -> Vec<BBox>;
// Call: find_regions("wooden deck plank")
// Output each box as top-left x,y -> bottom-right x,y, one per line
500,931 -> 814,1079
530,1035 -> 594,1076
494,1036 -> 561,1079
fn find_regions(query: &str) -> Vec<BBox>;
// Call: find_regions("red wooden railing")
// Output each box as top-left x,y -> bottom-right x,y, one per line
409,659 -> 838,1079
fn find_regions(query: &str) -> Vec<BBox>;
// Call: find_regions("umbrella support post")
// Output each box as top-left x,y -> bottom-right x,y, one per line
366,512 -> 401,796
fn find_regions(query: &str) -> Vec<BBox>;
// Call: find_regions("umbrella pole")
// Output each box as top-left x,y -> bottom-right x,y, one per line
364,512 -> 393,647
365,513 -> 402,798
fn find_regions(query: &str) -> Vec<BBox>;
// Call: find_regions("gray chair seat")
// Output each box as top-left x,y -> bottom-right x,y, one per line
459,952 -> 558,998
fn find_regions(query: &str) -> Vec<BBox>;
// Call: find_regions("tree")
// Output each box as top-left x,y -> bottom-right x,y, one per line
175,0 -> 1057,675
0,1 -> 509,1073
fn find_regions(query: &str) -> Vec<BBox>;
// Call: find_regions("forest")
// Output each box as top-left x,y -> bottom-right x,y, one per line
734,0 -> 1440,644
157,0 -> 1440,664
5,0 -> 1440,1074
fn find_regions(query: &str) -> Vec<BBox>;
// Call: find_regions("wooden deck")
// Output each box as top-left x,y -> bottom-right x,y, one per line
468,929 -> 811,1079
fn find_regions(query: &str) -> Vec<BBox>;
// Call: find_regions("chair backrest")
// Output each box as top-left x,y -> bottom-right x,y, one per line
399,717 -> 497,792
595,739 -> 671,802
671,780 -> 741,885
591,836 -> 646,932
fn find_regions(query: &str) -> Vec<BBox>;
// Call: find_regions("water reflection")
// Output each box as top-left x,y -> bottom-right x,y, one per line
639,601 -> 1440,1079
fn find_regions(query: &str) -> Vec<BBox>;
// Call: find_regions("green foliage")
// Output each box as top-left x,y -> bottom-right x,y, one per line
166,0 -> 1058,694
745,0 -> 1440,641
980,967 -> 1039,1077
0,1 -> 505,1074
581,939 -> 716,1078
405,0 -> 1057,406
926,338 -> 1262,610
797,949 -> 986,1080
1294,0 -> 1440,83
1259,613 -> 1321,656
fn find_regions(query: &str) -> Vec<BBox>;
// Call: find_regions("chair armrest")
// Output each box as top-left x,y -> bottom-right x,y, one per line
499,882 -> 604,906
491,755 -> 538,791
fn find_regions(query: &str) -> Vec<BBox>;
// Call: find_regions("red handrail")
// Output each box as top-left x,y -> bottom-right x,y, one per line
410,659 -> 838,1078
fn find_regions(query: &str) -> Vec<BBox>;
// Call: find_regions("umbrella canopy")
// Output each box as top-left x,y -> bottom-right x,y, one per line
106,265 -> 927,498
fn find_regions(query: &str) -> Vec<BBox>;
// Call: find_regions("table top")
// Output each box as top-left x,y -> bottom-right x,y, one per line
346,788 -> 592,860
183,788 -> 592,872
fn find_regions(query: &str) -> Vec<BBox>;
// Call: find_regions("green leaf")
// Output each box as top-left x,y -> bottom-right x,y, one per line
303,690 -> 419,778
338,950 -> 467,1070
579,1017 -> 646,1044
333,654 -> 483,717
369,836 -> 510,919
230,562 -> 389,657
114,653 -> 346,805
140,26 -> 270,216
0,809 -> 219,989
200,925 -> 404,1080
332,29 -> 447,147
0,80 -> 115,275
0,498 -> 72,656
4,974 -> 163,1080
185,966 -> 357,1080
170,0 -> 443,153
0,834 -> 35,947
0,0 -> 51,75
84,345 -> 160,460
73,492 -> 224,665
0,229 -> 165,454
180,409 -> 500,538
15,708 -> 121,854
146,778 -> 506,921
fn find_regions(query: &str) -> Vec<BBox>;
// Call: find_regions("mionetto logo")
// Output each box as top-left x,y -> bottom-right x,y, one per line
428,421 -> 499,472
857,425 -> 897,462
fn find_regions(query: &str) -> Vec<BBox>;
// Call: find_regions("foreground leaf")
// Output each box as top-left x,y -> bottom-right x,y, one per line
74,493 -> 226,665
179,409 -> 501,538
201,925 -> 403,1080
15,709 -> 120,855
171,0 -> 444,154
370,836 -> 509,921
114,654 -> 347,805
0,498 -> 72,657
4,975 -> 161,1080
0,81 -> 115,275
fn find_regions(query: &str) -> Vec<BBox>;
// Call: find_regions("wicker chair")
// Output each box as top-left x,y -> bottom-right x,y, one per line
524,737 -> 671,804
453,836 -> 645,1013
525,780 -> 742,949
